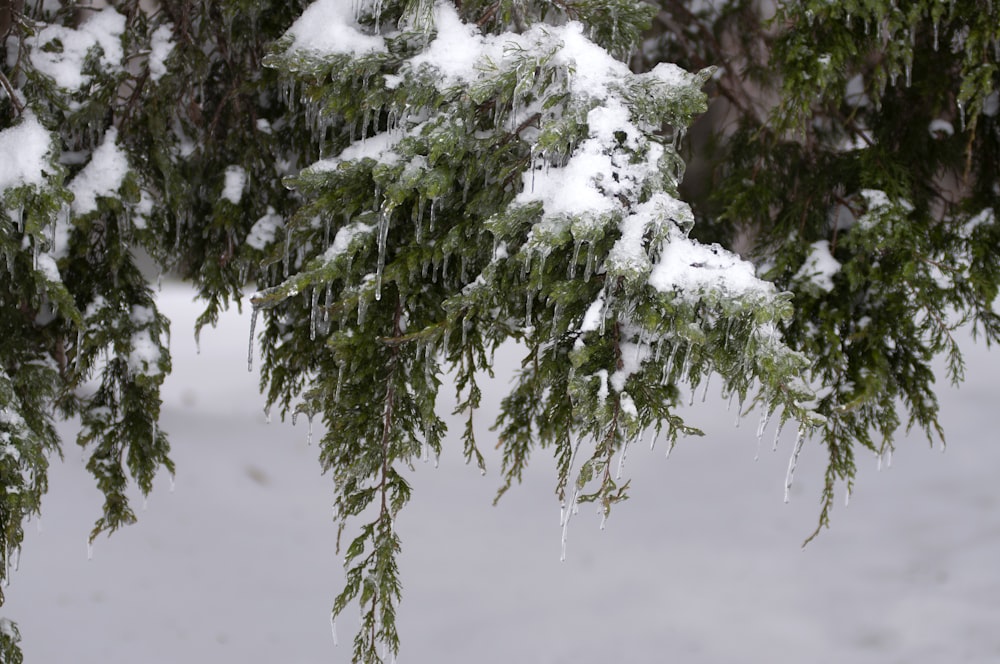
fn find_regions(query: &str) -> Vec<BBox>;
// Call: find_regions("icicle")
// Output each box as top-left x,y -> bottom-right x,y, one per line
569,241 -> 582,279
772,419 -> 785,452
335,364 -> 346,402
169,475 -> 176,492
754,410 -> 771,461
664,437 -> 677,459
87,540 -> 94,560
264,404 -> 272,424
559,489 -> 580,562
75,328 -> 85,371
247,309 -> 259,372
283,228 -> 292,278
933,21 -> 939,51
310,287 -> 320,341
905,61 -> 912,87
583,243 -> 597,282
958,101 -> 966,131
357,290 -> 369,325
306,415 -> 314,446
844,485 -> 852,507
615,438 -> 630,481
375,207 -> 391,301
331,615 -> 339,647
415,198 -> 425,243
648,426 -> 661,451
701,370 -> 713,402
783,426 -> 806,503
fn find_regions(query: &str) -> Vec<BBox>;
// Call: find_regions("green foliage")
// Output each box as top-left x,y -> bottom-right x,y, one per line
1,0 -> 998,661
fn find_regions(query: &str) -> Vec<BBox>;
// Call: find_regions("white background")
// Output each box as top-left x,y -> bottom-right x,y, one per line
6,285 -> 1000,663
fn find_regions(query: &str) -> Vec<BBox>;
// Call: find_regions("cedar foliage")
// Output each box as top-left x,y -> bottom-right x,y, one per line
1,1 -> 998,661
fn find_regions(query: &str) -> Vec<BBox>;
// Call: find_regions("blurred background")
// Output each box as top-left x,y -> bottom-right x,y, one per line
6,283 -> 1000,663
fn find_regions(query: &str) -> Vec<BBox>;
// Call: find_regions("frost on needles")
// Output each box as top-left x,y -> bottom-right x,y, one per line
255,1 -> 819,659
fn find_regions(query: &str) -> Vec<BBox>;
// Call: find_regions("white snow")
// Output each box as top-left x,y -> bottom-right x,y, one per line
285,0 -> 385,56
649,230 -> 769,297
0,113 -> 52,191
35,253 -> 60,283
222,166 -> 247,204
148,24 -> 175,82
324,222 -> 374,263
30,8 -> 125,91
579,294 -> 605,333
795,240 -> 840,292
310,130 -> 403,172
928,119 -> 954,137
127,329 -> 162,377
984,91 -> 999,117
246,207 -> 283,250
6,283 -> 1000,664
68,128 -> 129,215
406,2 -> 485,83
845,74 -> 869,108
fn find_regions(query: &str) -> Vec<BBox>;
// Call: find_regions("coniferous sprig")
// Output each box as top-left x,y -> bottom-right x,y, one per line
255,2 -> 822,657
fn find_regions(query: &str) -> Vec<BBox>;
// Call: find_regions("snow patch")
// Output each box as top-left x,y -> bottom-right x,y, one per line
222,166 -> 247,204
128,329 -> 162,377
30,8 -> 125,91
148,24 -> 175,82
68,128 -> 129,214
0,113 -> 52,191
794,240 -> 840,293
285,0 -> 385,56
247,207 -> 284,250
649,231 -> 769,298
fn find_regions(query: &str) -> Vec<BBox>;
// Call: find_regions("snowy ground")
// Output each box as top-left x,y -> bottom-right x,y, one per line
6,284 -> 1000,663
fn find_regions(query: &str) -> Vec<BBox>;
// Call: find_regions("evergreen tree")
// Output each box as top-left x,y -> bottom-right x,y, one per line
1,0 -> 997,662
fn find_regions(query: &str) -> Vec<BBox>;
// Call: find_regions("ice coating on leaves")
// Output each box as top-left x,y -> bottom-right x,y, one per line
0,112 -> 52,191
68,128 -> 129,215
222,166 -> 247,204
285,0 -> 386,56
794,240 -> 840,292
30,8 -> 125,91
